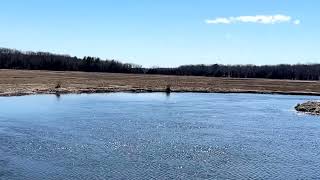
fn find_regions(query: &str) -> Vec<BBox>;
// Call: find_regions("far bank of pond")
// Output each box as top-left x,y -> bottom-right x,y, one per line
2,69 -> 320,97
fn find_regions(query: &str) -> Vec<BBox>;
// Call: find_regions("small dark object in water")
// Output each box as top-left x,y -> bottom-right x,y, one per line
55,93 -> 61,100
295,101 -> 320,115
165,85 -> 171,94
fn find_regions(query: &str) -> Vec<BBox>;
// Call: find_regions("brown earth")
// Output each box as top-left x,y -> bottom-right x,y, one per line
1,69 -> 320,96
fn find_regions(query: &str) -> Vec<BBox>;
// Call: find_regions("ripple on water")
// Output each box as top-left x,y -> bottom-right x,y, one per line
0,93 -> 320,179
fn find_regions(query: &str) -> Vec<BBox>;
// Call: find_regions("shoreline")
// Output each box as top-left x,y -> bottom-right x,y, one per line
295,101 -> 320,115
2,88 -> 320,97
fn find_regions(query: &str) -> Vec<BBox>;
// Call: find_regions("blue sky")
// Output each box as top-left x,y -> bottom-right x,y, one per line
1,0 -> 319,67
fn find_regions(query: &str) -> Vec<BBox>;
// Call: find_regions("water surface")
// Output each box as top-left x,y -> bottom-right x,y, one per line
0,93 -> 320,179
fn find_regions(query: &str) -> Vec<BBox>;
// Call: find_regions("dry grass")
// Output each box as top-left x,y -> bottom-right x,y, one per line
1,69 -> 320,96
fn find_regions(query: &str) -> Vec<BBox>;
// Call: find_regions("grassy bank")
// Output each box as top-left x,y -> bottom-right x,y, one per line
1,69 -> 320,96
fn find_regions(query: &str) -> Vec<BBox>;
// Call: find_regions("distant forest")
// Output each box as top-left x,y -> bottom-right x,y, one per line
1,47 -> 320,80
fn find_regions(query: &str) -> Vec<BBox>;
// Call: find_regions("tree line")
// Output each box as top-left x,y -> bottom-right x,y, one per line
147,64 -> 320,80
0,48 -> 144,73
1,47 -> 320,80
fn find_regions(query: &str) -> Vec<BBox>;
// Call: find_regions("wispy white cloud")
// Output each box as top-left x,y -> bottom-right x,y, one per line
205,15 -> 300,25
206,18 -> 232,24
293,19 -> 301,25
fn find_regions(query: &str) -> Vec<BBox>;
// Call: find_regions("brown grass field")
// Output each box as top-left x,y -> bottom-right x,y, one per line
0,69 -> 320,96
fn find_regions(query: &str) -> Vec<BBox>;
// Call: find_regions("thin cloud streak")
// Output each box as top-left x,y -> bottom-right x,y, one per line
206,15 -> 300,25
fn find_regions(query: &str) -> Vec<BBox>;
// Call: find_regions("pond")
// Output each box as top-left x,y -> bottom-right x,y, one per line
0,93 -> 319,179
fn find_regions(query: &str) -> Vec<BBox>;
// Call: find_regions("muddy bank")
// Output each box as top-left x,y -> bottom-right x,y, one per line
1,87 -> 320,97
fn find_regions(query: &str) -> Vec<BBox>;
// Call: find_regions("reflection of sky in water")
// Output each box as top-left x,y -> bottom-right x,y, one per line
0,93 -> 320,179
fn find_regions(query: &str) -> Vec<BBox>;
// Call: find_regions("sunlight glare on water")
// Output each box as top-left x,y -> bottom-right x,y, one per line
0,93 -> 320,179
